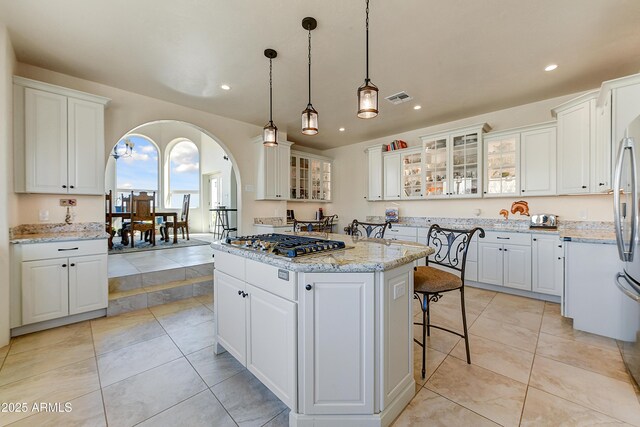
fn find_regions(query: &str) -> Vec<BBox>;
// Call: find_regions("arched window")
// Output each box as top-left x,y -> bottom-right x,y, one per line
168,140 -> 200,208
115,135 -> 159,205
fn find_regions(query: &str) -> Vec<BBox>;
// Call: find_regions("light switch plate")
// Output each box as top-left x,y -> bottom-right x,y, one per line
60,199 -> 77,207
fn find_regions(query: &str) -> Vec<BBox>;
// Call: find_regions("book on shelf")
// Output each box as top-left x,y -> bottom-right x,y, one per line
385,139 -> 408,151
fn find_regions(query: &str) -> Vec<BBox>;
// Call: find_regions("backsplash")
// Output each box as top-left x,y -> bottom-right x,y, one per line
9,222 -> 104,239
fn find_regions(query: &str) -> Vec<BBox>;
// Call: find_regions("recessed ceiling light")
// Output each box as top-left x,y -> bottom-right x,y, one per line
544,64 -> 558,72
220,84 -> 231,90
413,105 -> 422,110
339,127 -> 345,132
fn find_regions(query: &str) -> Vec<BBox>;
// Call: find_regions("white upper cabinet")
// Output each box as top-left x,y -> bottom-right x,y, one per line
520,125 -> 557,196
290,150 -> 332,202
14,77 -> 110,195
484,133 -> 520,197
400,148 -> 423,199
553,92 -> 597,195
422,124 -> 489,199
383,152 -> 402,200
366,146 -> 384,201
255,138 -> 291,200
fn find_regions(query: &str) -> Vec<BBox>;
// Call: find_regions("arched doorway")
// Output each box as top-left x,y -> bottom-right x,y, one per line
104,120 -> 241,237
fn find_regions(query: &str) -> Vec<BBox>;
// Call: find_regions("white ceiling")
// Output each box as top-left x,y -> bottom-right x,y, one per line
1,0 -> 640,149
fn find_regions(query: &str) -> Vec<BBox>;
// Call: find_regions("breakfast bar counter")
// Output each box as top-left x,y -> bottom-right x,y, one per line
211,233 -> 434,427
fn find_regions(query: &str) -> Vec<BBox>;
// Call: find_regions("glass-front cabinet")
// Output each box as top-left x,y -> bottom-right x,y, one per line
401,149 -> 423,199
484,134 -> 519,197
423,135 -> 449,198
290,154 -> 310,200
290,150 -> 332,202
421,124 -> 489,199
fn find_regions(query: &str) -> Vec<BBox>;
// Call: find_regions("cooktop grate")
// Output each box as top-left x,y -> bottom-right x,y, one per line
226,234 -> 346,258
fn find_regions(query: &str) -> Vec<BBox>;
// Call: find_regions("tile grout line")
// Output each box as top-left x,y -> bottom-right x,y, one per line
421,385 -> 506,427
516,298 -> 545,426
260,408 -> 287,427
88,320 -> 109,427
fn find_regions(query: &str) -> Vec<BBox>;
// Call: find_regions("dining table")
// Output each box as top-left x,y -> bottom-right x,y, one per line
109,211 -> 178,245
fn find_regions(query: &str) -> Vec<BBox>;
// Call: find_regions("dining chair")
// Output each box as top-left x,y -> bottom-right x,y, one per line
122,191 -> 156,248
413,224 -> 485,378
105,190 -> 113,249
347,219 -> 392,238
293,218 -> 329,233
323,214 -> 338,233
160,194 -> 190,241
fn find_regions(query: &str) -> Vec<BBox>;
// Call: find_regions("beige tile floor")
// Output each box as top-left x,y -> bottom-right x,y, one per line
0,286 -> 639,426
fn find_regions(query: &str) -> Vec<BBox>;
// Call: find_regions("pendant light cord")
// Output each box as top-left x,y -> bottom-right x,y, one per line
307,27 -> 312,105
269,57 -> 273,122
365,0 -> 370,83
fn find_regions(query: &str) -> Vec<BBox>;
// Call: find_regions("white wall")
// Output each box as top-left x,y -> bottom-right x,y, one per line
322,92 -> 615,232
11,63 -> 286,235
0,24 -> 16,347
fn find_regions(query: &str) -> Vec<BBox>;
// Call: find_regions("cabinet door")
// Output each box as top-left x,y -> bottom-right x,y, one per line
449,132 -> 481,198
367,147 -> 383,201
67,98 -> 105,195
278,144 -> 291,200
22,259 -> 69,324
300,272 -> 374,415
478,243 -> 503,286
531,236 -> 562,295
423,136 -> 449,198
246,284 -> 296,410
290,155 -> 299,199
24,87 -> 68,193
593,94 -> 612,193
383,153 -> 401,200
401,151 -> 423,199
484,135 -> 519,197
215,271 -> 247,365
321,160 -> 332,201
557,102 -> 592,194
503,244 -> 532,291
68,254 -> 107,314
521,127 -> 557,196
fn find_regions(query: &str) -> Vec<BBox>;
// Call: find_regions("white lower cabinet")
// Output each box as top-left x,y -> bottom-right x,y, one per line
478,232 -> 532,291
214,269 -> 297,410
18,241 -> 108,326
246,283 -> 297,409
22,259 -> 69,324
299,272 -> 374,415
531,235 -> 563,296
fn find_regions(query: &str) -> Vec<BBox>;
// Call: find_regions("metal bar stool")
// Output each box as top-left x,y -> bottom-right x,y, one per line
413,224 -> 485,378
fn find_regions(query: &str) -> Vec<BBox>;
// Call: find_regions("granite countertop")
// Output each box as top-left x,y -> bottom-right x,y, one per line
368,216 -> 616,244
9,222 -> 109,244
211,232 -> 434,273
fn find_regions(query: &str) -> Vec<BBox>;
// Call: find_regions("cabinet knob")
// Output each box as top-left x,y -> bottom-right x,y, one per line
498,248 -> 502,251
378,196 -> 381,198
242,292 -> 248,298
558,257 -> 562,260
599,183 -> 605,186
238,290 -> 242,296
581,185 -> 587,189
483,191 -> 487,194
533,238 -> 537,241
305,284 -> 312,291
522,189 -> 525,192
62,185 -> 67,189
62,264 -> 67,267
70,185 -> 75,189
70,263 -> 75,267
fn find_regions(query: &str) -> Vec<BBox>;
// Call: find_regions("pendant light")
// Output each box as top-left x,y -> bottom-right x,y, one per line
357,0 -> 378,119
301,17 -> 318,135
263,48 -> 278,147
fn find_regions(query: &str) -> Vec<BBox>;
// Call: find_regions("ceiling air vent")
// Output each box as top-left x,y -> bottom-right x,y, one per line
385,91 -> 413,105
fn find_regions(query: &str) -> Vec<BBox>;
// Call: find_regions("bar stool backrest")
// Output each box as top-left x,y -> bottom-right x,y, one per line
425,224 -> 485,280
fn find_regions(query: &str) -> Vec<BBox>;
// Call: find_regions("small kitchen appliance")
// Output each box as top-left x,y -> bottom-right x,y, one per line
226,234 -> 345,258
529,214 -> 558,229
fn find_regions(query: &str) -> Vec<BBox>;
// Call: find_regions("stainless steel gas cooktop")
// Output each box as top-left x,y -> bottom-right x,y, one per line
226,234 -> 346,258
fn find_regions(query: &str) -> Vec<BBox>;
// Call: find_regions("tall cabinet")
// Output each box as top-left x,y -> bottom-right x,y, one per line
13,77 -> 110,195
290,150 -> 332,202
366,146 -> 384,201
255,139 -> 292,200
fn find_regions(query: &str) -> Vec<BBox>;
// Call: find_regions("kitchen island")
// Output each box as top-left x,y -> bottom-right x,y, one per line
211,233 -> 434,427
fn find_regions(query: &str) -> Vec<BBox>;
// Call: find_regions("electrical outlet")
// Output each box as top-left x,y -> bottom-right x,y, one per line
60,199 -> 77,207
38,210 -> 49,222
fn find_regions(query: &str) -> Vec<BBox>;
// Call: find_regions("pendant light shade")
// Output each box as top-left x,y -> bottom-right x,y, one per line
301,17 -> 319,135
358,0 -> 378,119
263,48 -> 278,147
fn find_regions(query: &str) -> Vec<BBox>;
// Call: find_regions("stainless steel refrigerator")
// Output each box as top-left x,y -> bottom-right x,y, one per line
613,113 -> 640,387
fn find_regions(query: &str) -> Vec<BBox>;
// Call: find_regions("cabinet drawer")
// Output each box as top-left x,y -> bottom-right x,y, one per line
214,250 -> 246,281
21,239 -> 107,261
246,259 -> 296,301
480,231 -> 531,246
387,226 -> 418,239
